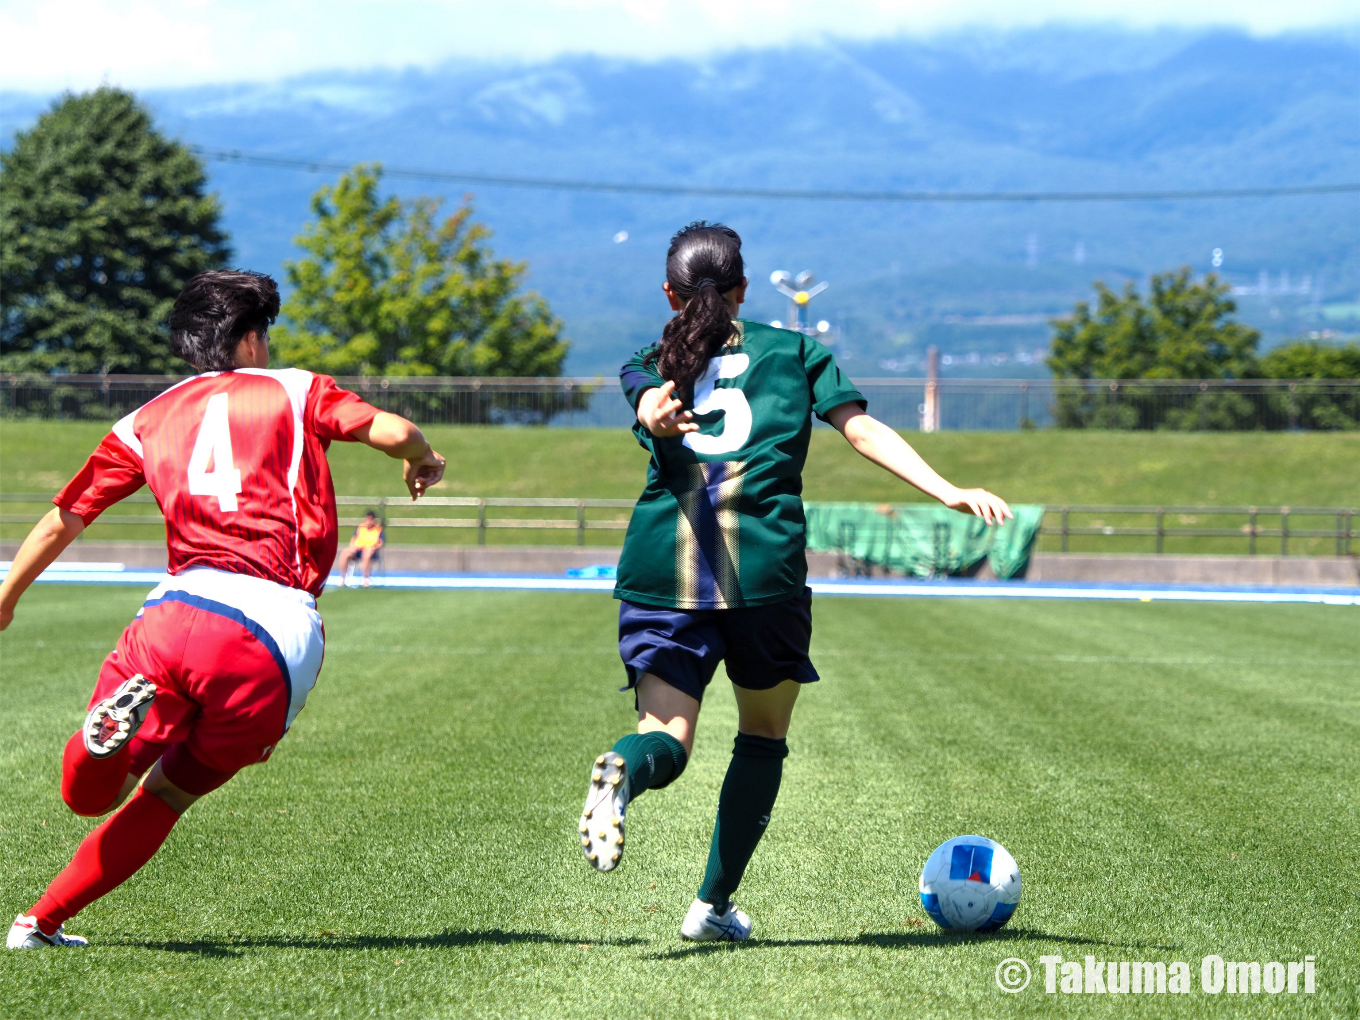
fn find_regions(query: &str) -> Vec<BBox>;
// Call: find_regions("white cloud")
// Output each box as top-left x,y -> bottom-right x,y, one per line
1,0 -> 1356,91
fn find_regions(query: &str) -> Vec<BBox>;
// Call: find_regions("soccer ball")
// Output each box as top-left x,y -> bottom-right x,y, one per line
919,835 -> 1022,933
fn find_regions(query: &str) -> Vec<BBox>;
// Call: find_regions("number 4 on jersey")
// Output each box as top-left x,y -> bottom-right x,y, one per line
187,393 -> 243,512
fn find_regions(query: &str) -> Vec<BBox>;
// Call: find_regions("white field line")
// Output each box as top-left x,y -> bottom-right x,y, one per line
3,567 -> 1356,605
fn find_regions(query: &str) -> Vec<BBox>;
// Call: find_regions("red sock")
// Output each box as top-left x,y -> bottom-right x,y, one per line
60,732 -> 131,817
30,786 -> 179,934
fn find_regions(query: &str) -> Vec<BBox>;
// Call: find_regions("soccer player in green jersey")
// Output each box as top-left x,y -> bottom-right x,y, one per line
578,222 -> 1012,941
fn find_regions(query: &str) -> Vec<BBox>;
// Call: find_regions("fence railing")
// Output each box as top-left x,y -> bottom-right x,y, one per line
1041,505 -> 1355,557
3,375 -> 1359,431
3,494 -> 1354,557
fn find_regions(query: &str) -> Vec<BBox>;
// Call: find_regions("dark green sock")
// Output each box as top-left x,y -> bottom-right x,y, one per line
697,733 -> 788,907
611,731 -> 688,799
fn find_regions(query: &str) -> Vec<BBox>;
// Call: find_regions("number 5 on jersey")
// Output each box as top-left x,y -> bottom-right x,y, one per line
683,353 -> 752,456
188,393 -> 243,512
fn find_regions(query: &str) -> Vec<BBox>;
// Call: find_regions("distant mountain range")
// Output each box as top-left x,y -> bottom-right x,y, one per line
4,27 -> 1358,376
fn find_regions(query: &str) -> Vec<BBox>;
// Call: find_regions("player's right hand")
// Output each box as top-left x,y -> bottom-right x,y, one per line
943,487 -> 1013,526
405,447 -> 446,500
639,380 -> 699,438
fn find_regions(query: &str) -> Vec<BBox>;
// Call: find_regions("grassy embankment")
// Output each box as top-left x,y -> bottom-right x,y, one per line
2,422 -> 1356,554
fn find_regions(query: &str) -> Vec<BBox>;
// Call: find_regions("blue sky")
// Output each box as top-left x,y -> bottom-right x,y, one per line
2,0 -> 1357,91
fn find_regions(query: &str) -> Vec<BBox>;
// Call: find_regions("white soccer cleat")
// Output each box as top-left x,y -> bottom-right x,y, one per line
680,898 -> 753,942
83,674 -> 156,759
6,915 -> 88,949
579,751 -> 629,872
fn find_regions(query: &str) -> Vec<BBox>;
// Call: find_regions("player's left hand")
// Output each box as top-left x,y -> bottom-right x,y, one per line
943,487 -> 1013,525
405,447 -> 447,500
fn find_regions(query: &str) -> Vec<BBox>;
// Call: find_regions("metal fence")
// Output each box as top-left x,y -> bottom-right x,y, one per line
3,494 -> 1353,557
1041,504 -> 1355,557
3,374 -> 1359,430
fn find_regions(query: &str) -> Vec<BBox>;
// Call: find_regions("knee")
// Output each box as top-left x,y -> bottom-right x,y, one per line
158,743 -> 236,801
62,778 -> 118,817
732,732 -> 790,760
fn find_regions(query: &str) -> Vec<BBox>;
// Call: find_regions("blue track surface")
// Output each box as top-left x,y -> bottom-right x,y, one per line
4,563 -> 1357,606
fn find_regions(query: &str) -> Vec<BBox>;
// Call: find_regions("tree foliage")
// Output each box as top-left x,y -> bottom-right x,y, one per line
272,165 -> 568,378
1259,340 -> 1360,380
1256,339 -> 1360,430
1048,268 -> 1259,382
0,88 -> 231,374
1048,269 -> 1266,429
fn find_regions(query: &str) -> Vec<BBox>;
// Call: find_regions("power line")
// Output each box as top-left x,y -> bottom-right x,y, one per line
196,147 -> 1360,204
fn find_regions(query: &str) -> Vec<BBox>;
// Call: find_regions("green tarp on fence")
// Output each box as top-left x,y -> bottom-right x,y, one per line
804,503 -> 1046,579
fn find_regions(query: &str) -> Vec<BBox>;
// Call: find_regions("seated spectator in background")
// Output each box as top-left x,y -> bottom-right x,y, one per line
338,511 -> 384,587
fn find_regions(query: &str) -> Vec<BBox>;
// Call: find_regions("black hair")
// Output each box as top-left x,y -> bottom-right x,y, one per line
169,270 -> 280,372
364,510 -> 377,518
653,221 -> 744,401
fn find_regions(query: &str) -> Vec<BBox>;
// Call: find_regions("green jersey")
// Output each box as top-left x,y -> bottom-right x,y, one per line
614,319 -> 865,610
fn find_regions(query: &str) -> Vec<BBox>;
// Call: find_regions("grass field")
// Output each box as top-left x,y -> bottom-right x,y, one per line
1,585 -> 1356,1018
3,423 -> 1358,555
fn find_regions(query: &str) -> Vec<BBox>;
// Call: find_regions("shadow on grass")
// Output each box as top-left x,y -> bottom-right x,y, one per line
646,927 -> 1179,961
109,929 -> 646,958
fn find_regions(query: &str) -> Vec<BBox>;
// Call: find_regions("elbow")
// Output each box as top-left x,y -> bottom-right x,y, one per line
46,507 -> 85,541
365,412 -> 422,450
842,420 -> 873,453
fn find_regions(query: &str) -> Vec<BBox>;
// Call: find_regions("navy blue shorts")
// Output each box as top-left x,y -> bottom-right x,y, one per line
618,588 -> 819,704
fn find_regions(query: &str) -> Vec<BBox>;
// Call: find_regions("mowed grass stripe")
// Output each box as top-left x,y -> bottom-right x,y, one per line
0,586 -> 1355,1018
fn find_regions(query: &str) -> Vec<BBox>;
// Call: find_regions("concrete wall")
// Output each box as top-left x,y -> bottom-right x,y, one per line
1026,552 -> 1359,586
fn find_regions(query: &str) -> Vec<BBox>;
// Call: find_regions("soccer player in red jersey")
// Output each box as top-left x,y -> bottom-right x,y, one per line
1,271 -> 446,949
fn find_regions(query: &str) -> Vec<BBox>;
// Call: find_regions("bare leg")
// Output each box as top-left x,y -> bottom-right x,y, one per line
337,547 -> 357,585
732,679 -> 801,739
636,673 -> 701,755
360,548 -> 375,586
580,675 -> 699,871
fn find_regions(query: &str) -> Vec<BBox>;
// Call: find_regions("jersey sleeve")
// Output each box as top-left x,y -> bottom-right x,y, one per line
53,432 -> 147,525
306,374 -> 382,441
803,337 -> 866,421
620,345 -> 665,411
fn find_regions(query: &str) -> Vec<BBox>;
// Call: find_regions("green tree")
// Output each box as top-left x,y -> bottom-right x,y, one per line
272,165 -> 568,378
1049,268 -> 1259,380
1259,339 -> 1360,430
1259,339 -> 1360,379
1,87 -> 230,374
1048,269 -> 1262,429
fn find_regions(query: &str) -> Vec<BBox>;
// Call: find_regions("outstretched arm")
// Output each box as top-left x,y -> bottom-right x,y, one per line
826,403 -> 1013,525
348,412 -> 447,500
0,508 -> 85,630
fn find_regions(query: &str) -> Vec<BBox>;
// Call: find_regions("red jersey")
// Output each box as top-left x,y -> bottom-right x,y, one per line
54,369 -> 381,597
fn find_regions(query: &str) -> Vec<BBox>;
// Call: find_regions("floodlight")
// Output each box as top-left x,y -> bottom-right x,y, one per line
613,231 -> 629,243
770,270 -> 792,286
795,270 -> 815,288
770,320 -> 783,328
817,320 -> 830,333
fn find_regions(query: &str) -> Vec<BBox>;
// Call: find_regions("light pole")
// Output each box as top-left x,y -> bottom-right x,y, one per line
770,270 -> 829,335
